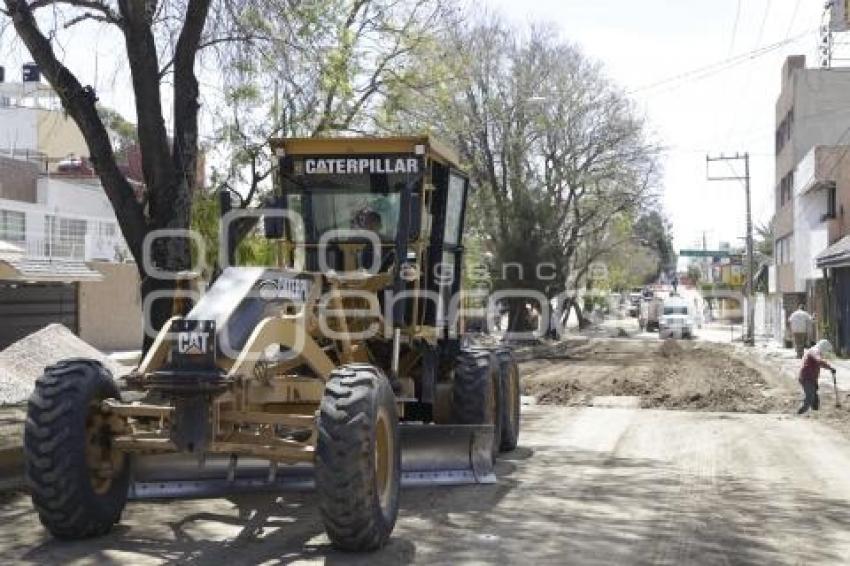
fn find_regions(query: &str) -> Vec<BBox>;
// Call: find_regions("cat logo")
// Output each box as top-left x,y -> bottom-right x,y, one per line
177,331 -> 209,355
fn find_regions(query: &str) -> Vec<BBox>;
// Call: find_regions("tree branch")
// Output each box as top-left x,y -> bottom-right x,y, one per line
172,0 -> 211,196
62,11 -> 110,28
30,0 -> 120,25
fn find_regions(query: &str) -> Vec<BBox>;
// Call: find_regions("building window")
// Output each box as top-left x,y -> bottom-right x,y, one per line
0,210 -> 26,243
776,235 -> 794,265
826,183 -> 837,219
96,221 -> 116,238
775,107 -> 794,154
777,170 -> 795,207
45,215 -> 87,259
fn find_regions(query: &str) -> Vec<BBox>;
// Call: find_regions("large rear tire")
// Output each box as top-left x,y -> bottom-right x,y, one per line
24,359 -> 128,539
495,349 -> 520,452
316,364 -> 401,551
452,349 -> 502,461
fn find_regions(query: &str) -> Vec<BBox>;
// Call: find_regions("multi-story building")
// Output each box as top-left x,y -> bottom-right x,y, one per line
0,67 -> 140,350
804,145 -> 850,354
771,55 -> 850,344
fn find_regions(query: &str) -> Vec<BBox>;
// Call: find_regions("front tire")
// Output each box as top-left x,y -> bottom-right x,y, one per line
24,359 -> 128,539
316,364 -> 401,551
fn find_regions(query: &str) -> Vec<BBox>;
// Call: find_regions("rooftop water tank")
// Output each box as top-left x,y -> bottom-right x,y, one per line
22,63 -> 40,83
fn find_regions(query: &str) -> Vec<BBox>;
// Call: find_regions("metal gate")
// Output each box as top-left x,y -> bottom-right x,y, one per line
0,282 -> 78,349
834,268 -> 850,356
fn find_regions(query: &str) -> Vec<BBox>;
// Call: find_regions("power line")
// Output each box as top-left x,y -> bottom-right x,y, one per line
628,29 -> 814,95
754,0 -> 773,49
786,0 -> 802,38
735,0 -> 774,147
729,0 -> 742,56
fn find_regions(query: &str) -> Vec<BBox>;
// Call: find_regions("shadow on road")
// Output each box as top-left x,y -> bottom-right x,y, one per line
4,414 -> 850,564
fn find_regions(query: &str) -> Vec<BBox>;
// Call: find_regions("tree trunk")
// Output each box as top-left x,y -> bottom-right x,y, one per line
560,296 -> 587,330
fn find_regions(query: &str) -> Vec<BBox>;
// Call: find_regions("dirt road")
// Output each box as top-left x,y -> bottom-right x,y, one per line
5,407 -> 850,562
4,337 -> 850,564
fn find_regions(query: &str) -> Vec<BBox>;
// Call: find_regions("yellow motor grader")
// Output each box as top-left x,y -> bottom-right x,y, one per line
23,136 -> 520,551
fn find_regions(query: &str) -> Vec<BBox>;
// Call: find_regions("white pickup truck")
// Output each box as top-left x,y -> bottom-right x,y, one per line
659,295 -> 694,339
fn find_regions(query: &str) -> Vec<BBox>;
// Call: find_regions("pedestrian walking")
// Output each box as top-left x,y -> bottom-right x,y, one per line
788,305 -> 813,358
797,339 -> 836,415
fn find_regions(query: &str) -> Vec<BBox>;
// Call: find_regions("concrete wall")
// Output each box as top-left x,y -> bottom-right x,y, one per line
774,201 -> 794,239
792,188 -> 827,293
778,264 -> 795,294
0,156 -> 38,202
78,261 -> 142,351
37,177 -> 115,218
0,106 -> 38,152
790,69 -> 850,168
806,146 -> 850,244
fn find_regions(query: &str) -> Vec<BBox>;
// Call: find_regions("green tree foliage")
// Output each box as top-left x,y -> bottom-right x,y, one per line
405,21 -> 662,327
755,219 -> 774,258
205,0 -> 455,206
633,210 -> 677,281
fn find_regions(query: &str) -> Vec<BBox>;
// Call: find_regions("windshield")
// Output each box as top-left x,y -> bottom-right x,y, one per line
283,168 -> 418,243
664,306 -> 688,315
288,191 -> 401,242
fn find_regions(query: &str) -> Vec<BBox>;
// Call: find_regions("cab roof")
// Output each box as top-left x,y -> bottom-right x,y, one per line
270,135 -> 462,170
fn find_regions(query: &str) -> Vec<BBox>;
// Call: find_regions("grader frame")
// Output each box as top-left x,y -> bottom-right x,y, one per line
25,136 -> 520,551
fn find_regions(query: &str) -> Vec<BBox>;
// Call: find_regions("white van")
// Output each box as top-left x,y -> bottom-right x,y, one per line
659,295 -> 694,339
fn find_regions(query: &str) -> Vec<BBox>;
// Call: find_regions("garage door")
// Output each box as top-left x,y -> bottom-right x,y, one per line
0,282 -> 78,349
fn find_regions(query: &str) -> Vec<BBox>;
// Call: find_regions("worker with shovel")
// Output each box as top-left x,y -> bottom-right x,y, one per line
797,339 -> 837,415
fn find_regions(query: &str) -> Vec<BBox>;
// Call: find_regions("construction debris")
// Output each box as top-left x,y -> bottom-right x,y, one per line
522,338 -> 798,413
0,324 -> 125,406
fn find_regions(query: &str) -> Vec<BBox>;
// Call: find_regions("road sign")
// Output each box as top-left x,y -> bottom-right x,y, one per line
679,249 -> 731,258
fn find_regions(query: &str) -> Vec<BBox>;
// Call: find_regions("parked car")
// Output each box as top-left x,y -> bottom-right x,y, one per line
659,295 -> 694,339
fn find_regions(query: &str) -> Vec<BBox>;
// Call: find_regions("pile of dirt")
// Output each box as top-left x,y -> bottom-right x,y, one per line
537,380 -> 584,405
639,348 -> 795,413
658,339 -> 682,359
0,324 -> 125,406
521,338 -> 799,413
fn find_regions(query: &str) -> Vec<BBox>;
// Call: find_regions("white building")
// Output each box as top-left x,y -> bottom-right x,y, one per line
0,69 -> 139,349
0,176 -> 129,263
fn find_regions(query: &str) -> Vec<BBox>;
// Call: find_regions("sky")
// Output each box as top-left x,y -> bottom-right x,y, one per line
0,0 -> 834,258
487,0 -> 826,256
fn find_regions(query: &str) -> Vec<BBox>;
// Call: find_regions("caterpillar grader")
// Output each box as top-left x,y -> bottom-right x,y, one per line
23,136 -> 521,551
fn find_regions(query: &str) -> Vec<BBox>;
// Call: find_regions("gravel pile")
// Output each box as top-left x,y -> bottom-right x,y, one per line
0,324 -> 125,406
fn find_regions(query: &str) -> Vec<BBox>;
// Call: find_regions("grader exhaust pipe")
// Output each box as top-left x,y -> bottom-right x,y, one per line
129,424 -> 495,499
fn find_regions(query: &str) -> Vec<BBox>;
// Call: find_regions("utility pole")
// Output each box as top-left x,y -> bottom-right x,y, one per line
706,152 -> 755,346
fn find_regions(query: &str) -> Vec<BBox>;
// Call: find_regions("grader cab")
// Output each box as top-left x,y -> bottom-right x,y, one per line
23,136 -> 520,551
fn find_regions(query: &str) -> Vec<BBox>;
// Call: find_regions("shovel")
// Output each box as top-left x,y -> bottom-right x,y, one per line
833,370 -> 841,408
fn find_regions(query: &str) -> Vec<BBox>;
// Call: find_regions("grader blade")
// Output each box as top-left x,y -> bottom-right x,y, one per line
399,424 -> 496,486
128,423 -> 495,499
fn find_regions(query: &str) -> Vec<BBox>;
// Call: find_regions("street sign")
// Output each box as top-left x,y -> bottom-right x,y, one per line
679,249 -> 731,258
